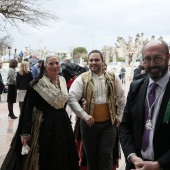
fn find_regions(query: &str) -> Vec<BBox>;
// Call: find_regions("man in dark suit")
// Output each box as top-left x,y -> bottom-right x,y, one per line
119,39 -> 170,170
133,60 -> 148,80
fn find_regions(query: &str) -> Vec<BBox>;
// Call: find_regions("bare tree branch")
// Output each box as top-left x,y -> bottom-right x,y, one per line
0,35 -> 13,55
0,0 -> 59,31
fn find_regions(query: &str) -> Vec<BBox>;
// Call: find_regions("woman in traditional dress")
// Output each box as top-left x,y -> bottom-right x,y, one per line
1,54 -> 79,170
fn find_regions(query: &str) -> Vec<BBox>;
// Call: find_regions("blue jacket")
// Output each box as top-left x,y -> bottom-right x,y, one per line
31,64 -> 40,79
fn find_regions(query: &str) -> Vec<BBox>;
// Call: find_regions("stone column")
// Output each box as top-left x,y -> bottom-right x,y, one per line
105,52 -> 110,64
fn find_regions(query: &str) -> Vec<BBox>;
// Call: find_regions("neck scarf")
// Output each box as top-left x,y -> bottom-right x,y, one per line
33,75 -> 68,109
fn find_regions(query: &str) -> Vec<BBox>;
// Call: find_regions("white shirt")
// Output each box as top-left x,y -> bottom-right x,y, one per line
91,73 -> 108,104
68,72 -> 125,120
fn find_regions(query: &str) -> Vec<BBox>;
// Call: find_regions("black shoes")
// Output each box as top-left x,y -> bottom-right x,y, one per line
8,113 -> 18,119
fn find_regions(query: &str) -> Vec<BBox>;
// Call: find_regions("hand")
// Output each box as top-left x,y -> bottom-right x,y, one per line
4,86 -> 8,90
81,98 -> 86,110
130,154 -> 143,168
116,118 -> 121,128
21,135 -> 31,146
132,161 -> 160,170
141,70 -> 145,74
83,115 -> 94,127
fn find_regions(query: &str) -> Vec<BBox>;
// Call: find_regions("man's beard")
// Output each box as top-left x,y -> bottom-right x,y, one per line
148,65 -> 168,80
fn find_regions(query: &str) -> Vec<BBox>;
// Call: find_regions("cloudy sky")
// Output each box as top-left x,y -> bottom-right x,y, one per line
4,0 -> 170,54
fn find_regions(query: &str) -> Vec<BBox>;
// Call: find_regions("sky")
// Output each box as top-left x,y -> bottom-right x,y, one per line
3,0 -> 170,55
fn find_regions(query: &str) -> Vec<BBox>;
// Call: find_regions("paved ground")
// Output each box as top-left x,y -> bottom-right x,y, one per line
0,102 -> 20,167
0,68 -> 133,169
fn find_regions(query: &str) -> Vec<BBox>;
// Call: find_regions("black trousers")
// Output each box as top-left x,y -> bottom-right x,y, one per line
80,119 -> 117,170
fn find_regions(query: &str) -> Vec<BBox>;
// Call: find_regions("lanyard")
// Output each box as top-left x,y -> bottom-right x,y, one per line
146,87 -> 165,120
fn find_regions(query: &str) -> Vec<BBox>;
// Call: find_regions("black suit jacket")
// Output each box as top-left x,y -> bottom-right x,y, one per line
0,73 -> 5,94
119,77 -> 170,170
133,65 -> 148,80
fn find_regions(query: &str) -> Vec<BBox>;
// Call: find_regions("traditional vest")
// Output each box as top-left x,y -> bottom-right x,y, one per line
81,71 -> 116,124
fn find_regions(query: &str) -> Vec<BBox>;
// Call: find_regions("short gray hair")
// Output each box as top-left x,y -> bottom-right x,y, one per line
44,53 -> 59,66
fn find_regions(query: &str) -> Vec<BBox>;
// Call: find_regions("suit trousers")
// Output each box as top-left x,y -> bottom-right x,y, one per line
80,119 -> 117,170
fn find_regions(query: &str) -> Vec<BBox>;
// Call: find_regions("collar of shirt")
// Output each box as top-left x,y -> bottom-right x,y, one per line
149,71 -> 170,89
92,72 -> 104,79
91,72 -> 107,104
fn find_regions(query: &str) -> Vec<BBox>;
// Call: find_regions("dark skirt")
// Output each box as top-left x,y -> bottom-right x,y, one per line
1,108 -> 79,170
7,85 -> 17,103
38,109 -> 79,170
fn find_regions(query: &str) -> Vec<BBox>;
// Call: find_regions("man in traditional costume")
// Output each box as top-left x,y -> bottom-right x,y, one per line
68,50 -> 125,170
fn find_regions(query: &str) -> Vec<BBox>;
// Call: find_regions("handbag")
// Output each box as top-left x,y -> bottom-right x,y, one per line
0,93 -> 7,102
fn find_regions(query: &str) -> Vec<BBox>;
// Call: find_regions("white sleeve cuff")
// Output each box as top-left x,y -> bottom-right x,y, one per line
127,153 -> 137,162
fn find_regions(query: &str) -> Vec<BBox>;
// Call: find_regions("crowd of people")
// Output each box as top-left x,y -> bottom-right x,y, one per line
0,39 -> 170,170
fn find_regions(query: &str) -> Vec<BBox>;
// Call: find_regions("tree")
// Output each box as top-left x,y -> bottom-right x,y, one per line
0,35 -> 12,55
73,47 -> 87,55
73,47 -> 87,63
115,33 -> 164,78
0,0 -> 58,31
115,33 -> 147,64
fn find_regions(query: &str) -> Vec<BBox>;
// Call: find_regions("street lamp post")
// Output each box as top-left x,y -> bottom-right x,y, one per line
14,48 -> 17,59
8,46 -> 11,61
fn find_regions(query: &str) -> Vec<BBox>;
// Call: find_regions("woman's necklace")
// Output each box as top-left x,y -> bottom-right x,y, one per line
46,75 -> 60,88
51,79 -> 59,87
52,78 -> 61,89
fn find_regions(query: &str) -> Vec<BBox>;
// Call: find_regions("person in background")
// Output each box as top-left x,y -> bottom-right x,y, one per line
31,60 -> 43,79
119,39 -> 170,170
0,60 -> 8,106
73,62 -> 89,168
1,53 -> 79,170
102,60 -> 121,170
24,52 -> 30,60
16,61 -> 33,112
102,62 -> 107,71
0,60 -> 7,95
83,62 -> 89,71
60,56 -> 85,90
0,60 -> 8,100
168,61 -> 170,71
7,59 -> 18,119
133,59 -> 148,80
29,53 -> 39,68
24,58 -> 29,62
68,50 -> 125,170
120,65 -> 126,84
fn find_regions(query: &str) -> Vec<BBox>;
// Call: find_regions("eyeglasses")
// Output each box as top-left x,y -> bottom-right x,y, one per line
142,56 -> 164,64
